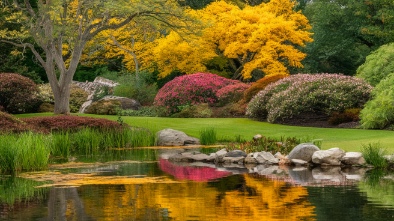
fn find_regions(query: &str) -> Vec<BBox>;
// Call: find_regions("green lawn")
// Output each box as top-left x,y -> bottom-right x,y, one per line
16,113 -> 394,153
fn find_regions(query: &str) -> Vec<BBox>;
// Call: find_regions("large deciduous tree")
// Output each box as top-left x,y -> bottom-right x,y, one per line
143,0 -> 313,80
301,0 -> 394,75
0,0 -> 191,114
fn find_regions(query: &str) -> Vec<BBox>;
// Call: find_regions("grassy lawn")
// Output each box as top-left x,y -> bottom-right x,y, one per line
16,113 -> 394,153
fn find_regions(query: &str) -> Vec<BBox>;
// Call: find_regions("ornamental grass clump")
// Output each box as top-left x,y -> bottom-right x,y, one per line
247,74 -> 372,123
0,133 -> 49,173
154,73 -> 240,114
361,143 -> 388,168
200,127 -> 217,145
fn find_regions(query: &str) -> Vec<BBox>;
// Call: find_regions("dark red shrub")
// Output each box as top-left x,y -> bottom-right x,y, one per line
0,73 -> 41,113
22,115 -> 124,133
0,111 -> 31,134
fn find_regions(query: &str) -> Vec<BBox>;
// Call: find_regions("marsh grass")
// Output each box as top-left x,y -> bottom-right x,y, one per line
362,143 -> 388,168
226,136 -> 303,154
0,133 -> 49,173
200,128 -> 217,145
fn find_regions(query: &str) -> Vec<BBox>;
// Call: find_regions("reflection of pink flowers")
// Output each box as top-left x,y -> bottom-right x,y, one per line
159,158 -> 231,182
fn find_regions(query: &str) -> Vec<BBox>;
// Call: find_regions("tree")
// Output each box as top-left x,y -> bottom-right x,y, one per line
143,0 -> 313,80
300,0 -> 394,75
0,0 -> 192,114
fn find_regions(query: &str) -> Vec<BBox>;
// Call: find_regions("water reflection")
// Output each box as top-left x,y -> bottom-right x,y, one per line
1,148 -> 394,220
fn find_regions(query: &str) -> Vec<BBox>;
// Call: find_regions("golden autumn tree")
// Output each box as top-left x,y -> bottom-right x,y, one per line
0,0 -> 193,114
143,0 -> 313,80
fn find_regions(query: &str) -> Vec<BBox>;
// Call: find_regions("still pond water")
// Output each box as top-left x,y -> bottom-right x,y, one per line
1,148 -> 394,221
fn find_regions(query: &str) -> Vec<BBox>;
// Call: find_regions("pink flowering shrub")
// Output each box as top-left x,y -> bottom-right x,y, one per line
0,73 -> 41,113
216,82 -> 250,106
154,73 -> 240,114
247,74 -> 373,123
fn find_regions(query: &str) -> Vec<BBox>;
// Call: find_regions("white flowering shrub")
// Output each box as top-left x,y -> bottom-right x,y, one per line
246,74 -> 373,123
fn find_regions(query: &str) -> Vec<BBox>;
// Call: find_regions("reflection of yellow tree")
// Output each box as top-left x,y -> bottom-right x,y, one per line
80,174 -> 315,220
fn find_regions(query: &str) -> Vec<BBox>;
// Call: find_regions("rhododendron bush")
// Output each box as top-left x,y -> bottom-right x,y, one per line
154,73 -> 241,114
247,74 -> 373,123
216,83 -> 250,106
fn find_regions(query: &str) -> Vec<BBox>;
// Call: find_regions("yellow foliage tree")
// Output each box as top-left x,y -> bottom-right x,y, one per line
144,0 -> 313,80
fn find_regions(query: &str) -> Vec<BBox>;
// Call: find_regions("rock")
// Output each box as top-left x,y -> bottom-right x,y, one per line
255,151 -> 279,164
253,134 -> 263,141
222,156 -> 245,165
288,143 -> 320,162
291,159 -> 309,167
75,77 -> 120,113
312,148 -> 345,166
244,153 -> 258,164
383,154 -> 394,164
212,148 -> 228,163
156,129 -> 200,146
225,150 -> 247,158
101,96 -> 141,110
341,152 -> 366,165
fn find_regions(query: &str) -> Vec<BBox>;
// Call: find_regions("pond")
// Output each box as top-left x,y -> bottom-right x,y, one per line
1,147 -> 394,221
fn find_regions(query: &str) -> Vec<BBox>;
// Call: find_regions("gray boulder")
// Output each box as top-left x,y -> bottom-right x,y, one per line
225,150 -> 247,157
291,159 -> 309,167
288,143 -> 320,162
341,152 -> 366,165
312,148 -> 345,166
255,151 -> 279,164
156,129 -> 200,146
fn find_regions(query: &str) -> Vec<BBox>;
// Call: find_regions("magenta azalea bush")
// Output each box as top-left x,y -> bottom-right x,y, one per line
216,82 -> 250,106
154,73 -> 240,114
247,74 -> 373,123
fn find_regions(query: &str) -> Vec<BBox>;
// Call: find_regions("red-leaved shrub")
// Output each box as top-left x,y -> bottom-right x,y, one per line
216,83 -> 250,106
0,73 -> 41,113
22,115 -> 124,133
0,111 -> 32,134
154,73 -> 240,114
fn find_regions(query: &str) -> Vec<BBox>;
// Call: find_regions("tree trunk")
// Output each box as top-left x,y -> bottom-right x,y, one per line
53,88 -> 71,114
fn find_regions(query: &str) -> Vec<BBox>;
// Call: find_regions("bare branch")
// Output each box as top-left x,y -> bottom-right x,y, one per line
0,39 -> 45,67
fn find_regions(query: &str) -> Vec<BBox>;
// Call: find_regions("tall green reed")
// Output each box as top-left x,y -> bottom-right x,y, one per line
362,142 -> 388,168
0,133 -> 49,173
200,127 -> 217,145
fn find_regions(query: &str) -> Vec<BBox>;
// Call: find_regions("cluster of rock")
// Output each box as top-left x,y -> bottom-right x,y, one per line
74,77 -> 140,113
156,129 -> 367,168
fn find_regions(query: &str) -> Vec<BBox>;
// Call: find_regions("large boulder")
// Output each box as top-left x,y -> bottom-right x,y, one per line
312,148 -> 345,166
341,152 -> 366,165
156,129 -> 200,146
255,151 -> 279,164
288,143 -> 320,162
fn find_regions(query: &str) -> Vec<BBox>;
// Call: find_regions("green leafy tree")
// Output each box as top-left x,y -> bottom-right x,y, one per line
301,0 -> 394,75
0,0 -> 192,114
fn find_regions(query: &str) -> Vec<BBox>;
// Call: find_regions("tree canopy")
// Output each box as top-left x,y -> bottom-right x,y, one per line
141,0 -> 313,80
0,0 -> 193,114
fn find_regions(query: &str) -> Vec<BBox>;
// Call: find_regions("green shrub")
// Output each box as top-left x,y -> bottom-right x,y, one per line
247,74 -> 372,123
69,85 -> 88,113
113,72 -> 158,106
200,128 -> 217,145
360,73 -> 394,129
38,102 -> 54,113
226,136 -> 302,155
92,85 -> 112,101
171,103 -> 212,118
361,143 -> 388,168
85,99 -> 121,115
0,73 -> 41,113
116,106 -> 167,117
356,43 -> 394,86
243,73 -> 288,102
